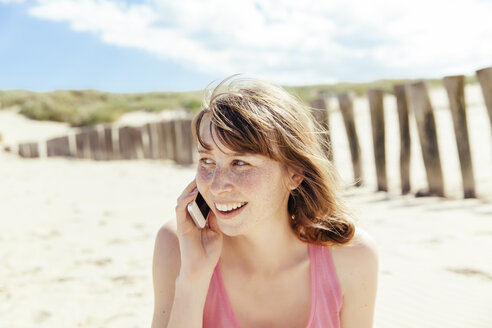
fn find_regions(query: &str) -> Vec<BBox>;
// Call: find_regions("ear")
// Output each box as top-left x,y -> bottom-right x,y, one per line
286,167 -> 304,190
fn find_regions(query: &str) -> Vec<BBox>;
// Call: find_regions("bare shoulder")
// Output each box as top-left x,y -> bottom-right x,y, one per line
153,220 -> 181,279
159,219 -> 178,239
154,220 -> 180,261
331,228 -> 379,293
331,228 -> 379,327
151,220 -> 181,328
331,227 -> 378,265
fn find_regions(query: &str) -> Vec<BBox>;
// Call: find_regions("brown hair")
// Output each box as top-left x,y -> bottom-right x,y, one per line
192,76 -> 355,246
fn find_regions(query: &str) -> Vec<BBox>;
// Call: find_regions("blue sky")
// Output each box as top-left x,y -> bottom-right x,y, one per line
1,0 -> 491,92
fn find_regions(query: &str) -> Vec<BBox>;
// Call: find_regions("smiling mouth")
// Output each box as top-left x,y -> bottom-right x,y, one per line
215,202 -> 248,214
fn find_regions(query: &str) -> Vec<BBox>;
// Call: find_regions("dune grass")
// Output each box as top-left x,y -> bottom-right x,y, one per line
0,89 -> 203,127
285,76 -> 474,102
0,76 -> 477,127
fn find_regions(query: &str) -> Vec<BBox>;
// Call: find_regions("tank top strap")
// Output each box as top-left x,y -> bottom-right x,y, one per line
309,243 -> 343,312
203,259 -> 242,328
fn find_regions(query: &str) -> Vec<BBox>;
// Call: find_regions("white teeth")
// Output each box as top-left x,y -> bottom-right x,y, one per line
216,202 -> 246,212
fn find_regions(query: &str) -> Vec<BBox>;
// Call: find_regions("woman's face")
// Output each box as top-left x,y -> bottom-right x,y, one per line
195,116 -> 294,236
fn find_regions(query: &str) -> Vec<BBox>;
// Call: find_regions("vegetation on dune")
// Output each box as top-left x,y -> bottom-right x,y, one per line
285,77 -> 465,102
0,89 -> 203,127
0,76 -> 477,126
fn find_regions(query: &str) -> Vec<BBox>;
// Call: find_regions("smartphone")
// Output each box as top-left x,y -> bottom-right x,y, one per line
187,191 -> 210,228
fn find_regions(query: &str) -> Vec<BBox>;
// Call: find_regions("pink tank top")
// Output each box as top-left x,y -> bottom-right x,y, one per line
203,243 -> 343,328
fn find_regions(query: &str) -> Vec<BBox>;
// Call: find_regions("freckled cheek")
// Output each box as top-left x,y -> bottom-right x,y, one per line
196,167 -> 213,188
244,170 -> 284,199
233,170 -> 267,191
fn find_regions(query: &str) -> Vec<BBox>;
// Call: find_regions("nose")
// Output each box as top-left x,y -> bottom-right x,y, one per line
209,165 -> 233,196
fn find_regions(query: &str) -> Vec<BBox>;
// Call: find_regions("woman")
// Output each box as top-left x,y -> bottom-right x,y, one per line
151,77 -> 378,328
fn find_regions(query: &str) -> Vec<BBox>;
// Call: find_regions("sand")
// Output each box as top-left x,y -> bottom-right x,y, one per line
0,85 -> 491,327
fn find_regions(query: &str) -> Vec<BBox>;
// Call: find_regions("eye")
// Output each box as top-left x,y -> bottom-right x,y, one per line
199,158 -> 215,165
233,159 -> 248,167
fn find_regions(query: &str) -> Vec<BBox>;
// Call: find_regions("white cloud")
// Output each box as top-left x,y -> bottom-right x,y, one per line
27,0 -> 492,85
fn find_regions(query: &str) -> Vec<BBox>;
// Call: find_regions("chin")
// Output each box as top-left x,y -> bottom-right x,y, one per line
217,223 -> 243,237
216,218 -> 253,237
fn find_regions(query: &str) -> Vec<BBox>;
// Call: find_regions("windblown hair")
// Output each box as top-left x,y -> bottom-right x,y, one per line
192,76 -> 355,246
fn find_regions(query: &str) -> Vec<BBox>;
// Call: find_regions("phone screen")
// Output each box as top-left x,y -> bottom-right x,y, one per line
195,192 -> 210,220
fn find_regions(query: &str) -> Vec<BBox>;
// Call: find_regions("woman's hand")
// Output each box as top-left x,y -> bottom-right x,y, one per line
175,180 -> 223,282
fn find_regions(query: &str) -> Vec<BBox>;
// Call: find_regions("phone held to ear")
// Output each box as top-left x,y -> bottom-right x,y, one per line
187,192 -> 210,228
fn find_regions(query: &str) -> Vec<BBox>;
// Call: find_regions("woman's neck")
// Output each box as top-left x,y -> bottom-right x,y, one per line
220,213 -> 308,277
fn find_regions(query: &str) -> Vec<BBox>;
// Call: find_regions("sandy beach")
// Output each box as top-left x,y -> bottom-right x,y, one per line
1,84 -> 491,327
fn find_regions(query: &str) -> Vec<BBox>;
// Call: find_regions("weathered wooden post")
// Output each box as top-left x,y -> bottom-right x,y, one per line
174,118 -> 195,165
104,126 -> 115,160
18,143 -> 28,158
394,84 -> 412,194
476,67 -> 492,132
47,136 -> 71,157
144,122 -> 161,159
18,142 -> 39,158
142,123 -> 155,159
75,128 -> 91,159
368,89 -> 388,191
143,123 -> 152,159
405,81 -> 445,197
154,122 -> 165,159
118,126 -> 144,160
98,125 -> 113,161
337,93 -> 363,186
88,127 -> 107,161
158,120 -> 176,160
134,126 -> 145,159
310,96 -> 333,161
31,143 -> 40,158
443,75 -> 476,198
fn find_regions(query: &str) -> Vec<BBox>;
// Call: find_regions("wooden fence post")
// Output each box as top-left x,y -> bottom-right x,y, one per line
310,97 -> 333,161
153,122 -> 163,159
158,120 -> 176,160
405,81 -> 445,197
47,136 -> 71,157
368,89 -> 388,191
443,75 -> 476,198
118,126 -> 144,160
145,122 -> 162,159
143,123 -> 157,159
18,142 -> 39,158
394,84 -> 412,194
75,128 -> 91,159
104,126 -> 115,160
337,93 -> 363,186
88,127 -> 107,161
174,118 -> 195,165
476,67 -> 492,132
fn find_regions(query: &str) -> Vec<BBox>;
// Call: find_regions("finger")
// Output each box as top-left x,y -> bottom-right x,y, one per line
176,208 -> 198,236
176,188 -> 198,220
177,180 -> 197,201
184,179 -> 197,193
206,211 -> 221,234
176,188 -> 200,233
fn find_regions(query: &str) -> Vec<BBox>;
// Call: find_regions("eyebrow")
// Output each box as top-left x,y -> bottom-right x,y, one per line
197,147 -> 248,157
